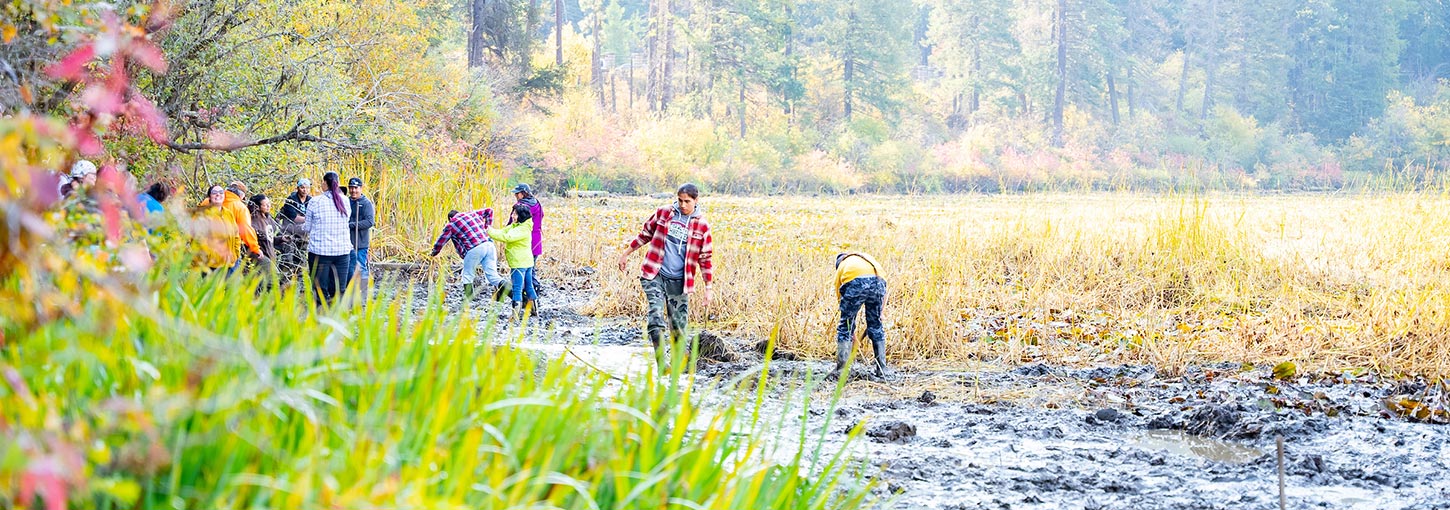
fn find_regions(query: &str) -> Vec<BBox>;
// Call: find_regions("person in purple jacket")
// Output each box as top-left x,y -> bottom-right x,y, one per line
512,183 -> 544,300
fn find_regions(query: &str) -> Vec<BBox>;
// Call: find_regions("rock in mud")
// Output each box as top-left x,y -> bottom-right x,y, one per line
918,390 -> 938,405
695,331 -> 737,362
1086,408 -> 1123,424
866,421 -> 917,444
1185,404 -> 1241,436
752,339 -> 801,360
1012,363 -> 1057,377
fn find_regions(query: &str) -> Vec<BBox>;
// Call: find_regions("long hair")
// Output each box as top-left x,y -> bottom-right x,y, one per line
248,193 -> 268,217
323,172 -> 346,215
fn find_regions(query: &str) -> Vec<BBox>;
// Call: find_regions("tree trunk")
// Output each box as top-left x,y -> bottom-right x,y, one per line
844,55 -> 855,120
1107,69 -> 1120,126
1199,0 -> 1219,120
784,3 -> 795,116
739,75 -> 748,138
971,29 -> 981,115
1176,49 -> 1190,114
1127,66 -> 1136,119
1201,60 -> 1216,120
1052,0 -> 1068,147
467,0 -> 486,68
555,0 -> 564,67
661,0 -> 675,111
646,0 -> 659,111
592,11 -> 604,106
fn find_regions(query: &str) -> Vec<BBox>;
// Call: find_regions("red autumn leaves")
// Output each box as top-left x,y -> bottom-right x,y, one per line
44,11 -> 169,156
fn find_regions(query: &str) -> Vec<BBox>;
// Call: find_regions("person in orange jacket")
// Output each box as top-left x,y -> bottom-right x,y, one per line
194,184 -> 239,274
222,181 -> 266,275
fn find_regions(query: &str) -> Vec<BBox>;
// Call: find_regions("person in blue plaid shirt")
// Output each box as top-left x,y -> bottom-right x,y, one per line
429,208 -> 505,301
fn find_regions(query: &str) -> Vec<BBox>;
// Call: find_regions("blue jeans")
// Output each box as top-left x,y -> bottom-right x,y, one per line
227,252 -> 246,276
351,247 -> 369,280
510,267 -> 538,303
460,243 -> 502,286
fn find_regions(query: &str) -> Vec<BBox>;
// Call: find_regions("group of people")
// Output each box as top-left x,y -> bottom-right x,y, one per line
432,182 -> 890,378
166,171 -> 372,306
60,159 -> 890,379
429,184 -> 545,320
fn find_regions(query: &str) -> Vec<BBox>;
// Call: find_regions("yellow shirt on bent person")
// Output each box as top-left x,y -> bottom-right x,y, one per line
835,252 -> 883,297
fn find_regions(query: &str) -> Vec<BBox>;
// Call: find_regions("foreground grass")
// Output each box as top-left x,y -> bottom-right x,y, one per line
0,272 -> 874,510
542,192 -> 1450,378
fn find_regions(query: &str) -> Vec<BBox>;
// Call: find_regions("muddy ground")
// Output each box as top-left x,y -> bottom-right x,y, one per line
373,265 -> 1450,510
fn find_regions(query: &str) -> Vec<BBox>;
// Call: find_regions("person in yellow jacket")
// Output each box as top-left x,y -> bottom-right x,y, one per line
487,203 -> 538,319
221,182 -> 266,275
195,185 -> 239,273
832,252 -> 891,380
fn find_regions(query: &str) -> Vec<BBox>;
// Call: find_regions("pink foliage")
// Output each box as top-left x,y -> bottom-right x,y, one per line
44,5 -> 172,161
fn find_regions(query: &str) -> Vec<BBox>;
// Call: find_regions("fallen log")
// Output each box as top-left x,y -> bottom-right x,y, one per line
369,261 -> 429,272
566,190 -> 610,198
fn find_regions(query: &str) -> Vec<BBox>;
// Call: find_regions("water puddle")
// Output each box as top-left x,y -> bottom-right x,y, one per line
1285,485 -> 1381,508
1131,429 -> 1265,465
511,342 -> 654,381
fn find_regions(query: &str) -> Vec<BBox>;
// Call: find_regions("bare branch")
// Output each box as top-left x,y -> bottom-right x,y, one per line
160,120 -> 367,154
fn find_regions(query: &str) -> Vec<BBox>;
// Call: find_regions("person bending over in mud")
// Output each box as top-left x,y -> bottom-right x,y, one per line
833,252 -> 892,380
429,208 -> 506,302
617,183 -> 715,370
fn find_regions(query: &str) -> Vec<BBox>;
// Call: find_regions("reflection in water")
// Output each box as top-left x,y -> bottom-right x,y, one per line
1131,429 -> 1265,465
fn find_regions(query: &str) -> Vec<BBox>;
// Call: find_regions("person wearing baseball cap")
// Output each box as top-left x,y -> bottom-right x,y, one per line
59,160 -> 98,197
346,177 -> 375,298
512,183 -> 544,310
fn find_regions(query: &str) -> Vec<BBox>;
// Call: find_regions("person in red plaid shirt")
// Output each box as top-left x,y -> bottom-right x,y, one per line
617,183 -> 714,369
429,208 -> 505,301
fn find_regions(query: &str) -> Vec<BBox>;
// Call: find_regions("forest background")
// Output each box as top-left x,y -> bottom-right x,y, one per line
7,0 -> 1450,195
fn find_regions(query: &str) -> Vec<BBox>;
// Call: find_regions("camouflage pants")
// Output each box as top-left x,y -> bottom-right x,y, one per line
838,276 -> 886,346
641,276 -> 689,347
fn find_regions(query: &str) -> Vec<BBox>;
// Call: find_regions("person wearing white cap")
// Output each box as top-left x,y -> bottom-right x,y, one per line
278,178 -> 312,222
59,160 -> 98,197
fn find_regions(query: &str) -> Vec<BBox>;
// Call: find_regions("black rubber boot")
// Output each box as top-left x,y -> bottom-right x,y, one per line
830,340 -> 853,380
872,339 -> 893,380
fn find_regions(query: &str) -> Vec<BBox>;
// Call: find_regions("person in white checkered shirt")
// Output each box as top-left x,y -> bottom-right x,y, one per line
303,171 -> 354,307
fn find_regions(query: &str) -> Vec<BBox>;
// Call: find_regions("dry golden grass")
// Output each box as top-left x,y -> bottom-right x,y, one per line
543,193 -> 1450,378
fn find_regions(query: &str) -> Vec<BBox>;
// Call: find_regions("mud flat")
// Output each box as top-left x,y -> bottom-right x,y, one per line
375,265 -> 1450,510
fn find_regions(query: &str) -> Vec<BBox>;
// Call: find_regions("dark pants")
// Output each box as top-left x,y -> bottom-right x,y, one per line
838,276 -> 887,347
531,255 -> 542,294
641,275 -> 688,348
275,240 -> 308,285
309,253 -> 352,307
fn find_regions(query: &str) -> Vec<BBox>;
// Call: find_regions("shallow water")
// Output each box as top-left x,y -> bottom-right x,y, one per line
1131,429 -> 1264,465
